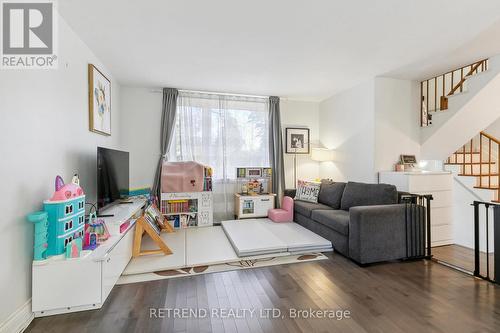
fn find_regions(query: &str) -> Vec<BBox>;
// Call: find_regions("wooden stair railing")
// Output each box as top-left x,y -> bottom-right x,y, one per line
440,60 -> 486,111
420,59 -> 488,127
446,131 -> 500,202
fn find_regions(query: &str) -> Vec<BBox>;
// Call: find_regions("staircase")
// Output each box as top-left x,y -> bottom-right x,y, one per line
420,55 -> 500,160
445,131 -> 500,202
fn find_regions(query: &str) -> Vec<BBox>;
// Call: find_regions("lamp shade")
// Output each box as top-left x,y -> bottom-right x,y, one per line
311,147 -> 334,162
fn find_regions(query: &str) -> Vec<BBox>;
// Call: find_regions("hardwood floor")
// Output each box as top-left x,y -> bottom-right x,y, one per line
433,244 -> 495,277
26,253 -> 500,333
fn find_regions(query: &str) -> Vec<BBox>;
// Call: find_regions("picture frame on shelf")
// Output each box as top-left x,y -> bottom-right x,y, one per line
88,64 -> 111,136
285,127 -> 310,154
237,168 -> 247,179
246,168 -> 262,178
400,154 -> 417,165
262,167 -> 272,178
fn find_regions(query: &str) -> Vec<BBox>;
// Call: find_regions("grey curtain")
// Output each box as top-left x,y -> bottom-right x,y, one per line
152,88 -> 179,201
269,96 -> 286,208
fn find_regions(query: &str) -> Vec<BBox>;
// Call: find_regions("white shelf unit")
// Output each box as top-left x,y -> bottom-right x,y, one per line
379,171 -> 453,246
160,192 -> 213,228
31,198 -> 147,317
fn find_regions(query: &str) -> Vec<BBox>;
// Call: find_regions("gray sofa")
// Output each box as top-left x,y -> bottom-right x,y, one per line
285,181 -> 415,265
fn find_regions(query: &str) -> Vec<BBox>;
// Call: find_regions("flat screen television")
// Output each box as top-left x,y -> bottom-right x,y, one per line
97,147 -> 129,213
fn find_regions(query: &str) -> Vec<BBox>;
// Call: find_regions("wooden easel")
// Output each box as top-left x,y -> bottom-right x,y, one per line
132,215 -> 174,258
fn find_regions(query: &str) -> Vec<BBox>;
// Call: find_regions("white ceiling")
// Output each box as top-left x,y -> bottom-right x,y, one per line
59,0 -> 500,101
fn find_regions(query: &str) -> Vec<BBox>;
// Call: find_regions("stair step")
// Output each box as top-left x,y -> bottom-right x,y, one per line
445,162 -> 496,165
474,186 -> 500,190
452,152 -> 481,155
458,173 -> 500,177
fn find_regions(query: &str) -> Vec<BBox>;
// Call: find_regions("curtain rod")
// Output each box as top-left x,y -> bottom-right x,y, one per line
150,88 -> 270,99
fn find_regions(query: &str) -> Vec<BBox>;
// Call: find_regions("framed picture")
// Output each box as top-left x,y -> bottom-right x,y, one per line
262,167 -> 272,178
246,168 -> 262,178
400,155 -> 417,165
88,64 -> 111,136
236,168 -> 247,179
285,128 -> 310,154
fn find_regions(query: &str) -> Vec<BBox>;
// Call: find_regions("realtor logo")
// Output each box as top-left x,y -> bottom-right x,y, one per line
1,0 -> 58,69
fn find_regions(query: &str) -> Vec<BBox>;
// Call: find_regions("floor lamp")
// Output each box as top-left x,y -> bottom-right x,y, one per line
290,144 -> 309,188
311,147 -> 335,181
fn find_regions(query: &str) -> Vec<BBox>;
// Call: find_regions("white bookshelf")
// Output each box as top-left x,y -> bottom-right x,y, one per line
160,192 -> 213,228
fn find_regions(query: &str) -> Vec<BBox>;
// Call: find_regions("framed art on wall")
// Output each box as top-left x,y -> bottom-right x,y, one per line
285,127 -> 310,154
88,64 -> 111,136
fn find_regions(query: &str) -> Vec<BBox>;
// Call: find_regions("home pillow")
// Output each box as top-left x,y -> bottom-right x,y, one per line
318,180 -> 346,209
294,180 -> 321,203
340,181 -> 398,211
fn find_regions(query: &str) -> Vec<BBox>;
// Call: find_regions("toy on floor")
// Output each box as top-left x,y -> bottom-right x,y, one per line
268,196 -> 294,222
27,211 -> 49,260
28,175 -> 86,260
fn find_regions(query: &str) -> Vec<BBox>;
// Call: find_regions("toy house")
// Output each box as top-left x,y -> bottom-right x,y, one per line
27,211 -> 49,260
42,175 -> 86,256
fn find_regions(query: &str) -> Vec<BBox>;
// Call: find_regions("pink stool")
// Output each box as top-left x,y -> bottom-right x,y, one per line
268,196 -> 294,222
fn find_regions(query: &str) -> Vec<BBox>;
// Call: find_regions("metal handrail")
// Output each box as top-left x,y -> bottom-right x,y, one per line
400,194 -> 433,258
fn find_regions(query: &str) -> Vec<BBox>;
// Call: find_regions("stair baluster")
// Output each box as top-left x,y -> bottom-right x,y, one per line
420,59 -> 489,127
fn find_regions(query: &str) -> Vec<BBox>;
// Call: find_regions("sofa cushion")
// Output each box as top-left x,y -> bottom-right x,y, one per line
311,210 -> 350,236
294,201 -> 333,218
318,180 -> 346,209
340,181 -> 398,211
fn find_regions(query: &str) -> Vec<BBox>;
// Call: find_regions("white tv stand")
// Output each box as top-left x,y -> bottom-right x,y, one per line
31,198 -> 147,317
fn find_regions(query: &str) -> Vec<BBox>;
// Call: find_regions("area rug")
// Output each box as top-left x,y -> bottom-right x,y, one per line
117,252 -> 328,285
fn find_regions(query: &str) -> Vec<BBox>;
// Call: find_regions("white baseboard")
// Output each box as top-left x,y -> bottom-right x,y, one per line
0,299 -> 34,333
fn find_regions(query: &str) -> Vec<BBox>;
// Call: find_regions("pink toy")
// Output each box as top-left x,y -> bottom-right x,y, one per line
268,196 -> 294,223
50,175 -> 84,201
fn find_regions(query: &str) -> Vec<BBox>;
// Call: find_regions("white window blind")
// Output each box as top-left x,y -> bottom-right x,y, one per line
169,92 -> 270,180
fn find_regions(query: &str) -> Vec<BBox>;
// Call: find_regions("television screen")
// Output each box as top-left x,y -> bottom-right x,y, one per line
97,147 -> 129,213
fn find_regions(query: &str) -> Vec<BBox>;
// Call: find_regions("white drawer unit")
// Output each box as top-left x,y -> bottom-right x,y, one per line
31,198 -> 146,317
379,171 -> 453,247
234,193 -> 276,219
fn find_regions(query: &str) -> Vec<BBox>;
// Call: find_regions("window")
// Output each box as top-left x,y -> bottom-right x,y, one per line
78,201 -> 84,210
64,236 -> 73,247
65,204 -> 73,215
65,221 -> 73,231
169,92 -> 269,180
78,216 -> 84,225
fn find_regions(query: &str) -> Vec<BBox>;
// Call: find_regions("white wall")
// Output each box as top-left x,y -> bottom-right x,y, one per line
451,175 -> 495,252
485,115 -> 500,138
318,78 -> 421,182
318,79 -> 376,182
0,17 -> 121,326
119,87 -> 162,189
374,78 -> 421,174
119,88 -> 321,190
280,99 -> 320,188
